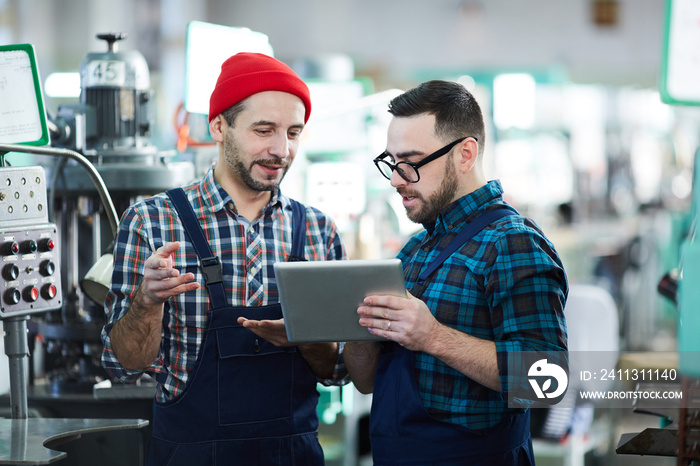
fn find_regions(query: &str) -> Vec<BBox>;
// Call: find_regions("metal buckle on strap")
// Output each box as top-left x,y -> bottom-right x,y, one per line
199,256 -> 223,285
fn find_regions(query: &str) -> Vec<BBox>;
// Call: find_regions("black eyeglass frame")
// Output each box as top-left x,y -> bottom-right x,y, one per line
373,136 -> 475,183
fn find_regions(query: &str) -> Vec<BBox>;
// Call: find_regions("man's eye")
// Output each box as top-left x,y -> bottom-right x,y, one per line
255,129 -> 272,136
288,130 -> 302,139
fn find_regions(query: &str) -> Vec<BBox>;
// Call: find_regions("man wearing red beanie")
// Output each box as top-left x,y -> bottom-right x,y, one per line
102,52 -> 347,465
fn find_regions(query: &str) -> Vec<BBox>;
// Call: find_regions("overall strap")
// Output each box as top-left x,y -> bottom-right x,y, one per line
287,199 -> 307,262
166,188 -> 228,309
414,207 -> 516,295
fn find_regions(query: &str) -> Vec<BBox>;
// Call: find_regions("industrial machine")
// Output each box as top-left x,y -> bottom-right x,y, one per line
0,32 -> 192,462
32,33 -> 193,394
0,42 -> 148,464
0,163 -> 63,417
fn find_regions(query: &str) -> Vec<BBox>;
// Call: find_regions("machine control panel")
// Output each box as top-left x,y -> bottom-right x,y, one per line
0,226 -> 62,316
0,166 -> 62,317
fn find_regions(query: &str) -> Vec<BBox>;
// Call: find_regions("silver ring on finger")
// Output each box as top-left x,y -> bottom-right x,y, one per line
387,321 -> 391,331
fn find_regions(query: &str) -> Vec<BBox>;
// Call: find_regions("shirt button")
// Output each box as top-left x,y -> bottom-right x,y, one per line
448,224 -> 454,230
423,247 -> 430,252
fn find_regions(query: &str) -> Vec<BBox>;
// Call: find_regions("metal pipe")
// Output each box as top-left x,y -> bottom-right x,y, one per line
3,316 -> 30,419
0,143 -> 119,236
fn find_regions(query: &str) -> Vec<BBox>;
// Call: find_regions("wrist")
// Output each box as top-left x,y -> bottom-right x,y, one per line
132,283 -> 164,315
423,320 -> 449,356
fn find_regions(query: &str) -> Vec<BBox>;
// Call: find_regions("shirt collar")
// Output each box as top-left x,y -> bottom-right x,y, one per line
198,163 -> 286,216
428,180 -> 505,235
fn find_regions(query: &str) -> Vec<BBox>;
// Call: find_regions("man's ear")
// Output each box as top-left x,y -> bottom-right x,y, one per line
457,137 -> 479,173
209,115 -> 226,143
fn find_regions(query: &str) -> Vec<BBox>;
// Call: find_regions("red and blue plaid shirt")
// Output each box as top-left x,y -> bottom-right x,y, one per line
101,165 -> 348,402
399,180 -> 568,429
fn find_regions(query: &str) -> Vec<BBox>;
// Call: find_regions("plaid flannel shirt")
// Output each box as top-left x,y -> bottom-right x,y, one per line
101,165 -> 348,402
398,180 -> 568,429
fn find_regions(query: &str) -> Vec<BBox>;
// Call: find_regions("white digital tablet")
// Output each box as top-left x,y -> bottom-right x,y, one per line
274,259 -> 407,343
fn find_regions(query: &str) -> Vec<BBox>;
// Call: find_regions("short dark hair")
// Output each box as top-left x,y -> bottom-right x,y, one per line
388,80 -> 485,153
221,100 -> 247,127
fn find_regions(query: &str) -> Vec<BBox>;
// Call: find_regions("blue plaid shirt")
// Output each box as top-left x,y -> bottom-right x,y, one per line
101,165 -> 348,402
398,180 -> 568,429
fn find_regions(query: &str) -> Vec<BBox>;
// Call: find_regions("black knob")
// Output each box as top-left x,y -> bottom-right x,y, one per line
4,288 -> 20,305
23,240 -> 37,254
97,32 -> 127,52
40,260 -> 56,276
2,264 -> 19,281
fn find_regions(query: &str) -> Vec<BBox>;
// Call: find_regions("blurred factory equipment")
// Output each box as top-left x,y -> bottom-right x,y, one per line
0,163 -> 63,419
532,285 -> 620,466
0,146 -> 149,464
673,145 -> 700,463
33,32 -> 193,394
668,5 -> 700,461
0,42 -> 148,464
615,0 -> 700,463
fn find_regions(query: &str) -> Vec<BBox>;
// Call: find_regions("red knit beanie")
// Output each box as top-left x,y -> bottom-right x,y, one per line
208,52 -> 311,123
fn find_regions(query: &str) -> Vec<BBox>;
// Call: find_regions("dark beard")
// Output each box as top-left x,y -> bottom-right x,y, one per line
224,134 -> 288,192
399,158 -> 458,225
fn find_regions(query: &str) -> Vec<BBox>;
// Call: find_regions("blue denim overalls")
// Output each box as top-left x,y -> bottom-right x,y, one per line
146,188 -> 323,465
369,207 -> 535,465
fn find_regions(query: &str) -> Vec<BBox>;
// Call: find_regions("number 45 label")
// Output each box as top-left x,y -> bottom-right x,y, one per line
85,60 -> 126,87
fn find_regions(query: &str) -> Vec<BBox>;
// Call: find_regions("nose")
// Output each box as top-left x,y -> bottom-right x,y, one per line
269,133 -> 294,160
390,168 -> 408,189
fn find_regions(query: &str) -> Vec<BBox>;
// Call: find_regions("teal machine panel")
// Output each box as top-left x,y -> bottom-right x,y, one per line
660,0 -> 700,376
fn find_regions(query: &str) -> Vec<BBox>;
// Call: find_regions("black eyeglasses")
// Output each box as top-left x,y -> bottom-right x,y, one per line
373,137 -> 474,183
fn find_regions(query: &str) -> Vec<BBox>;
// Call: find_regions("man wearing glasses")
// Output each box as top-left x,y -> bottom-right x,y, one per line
344,80 -> 568,465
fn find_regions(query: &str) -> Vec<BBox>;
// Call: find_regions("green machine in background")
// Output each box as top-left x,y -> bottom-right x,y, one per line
659,0 -> 700,378
615,0 -> 700,462
661,0 -> 700,463
676,164 -> 700,378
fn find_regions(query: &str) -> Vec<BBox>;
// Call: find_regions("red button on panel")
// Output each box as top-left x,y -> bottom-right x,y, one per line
42,284 -> 57,300
24,286 -> 39,303
41,238 -> 56,251
5,241 -> 19,255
